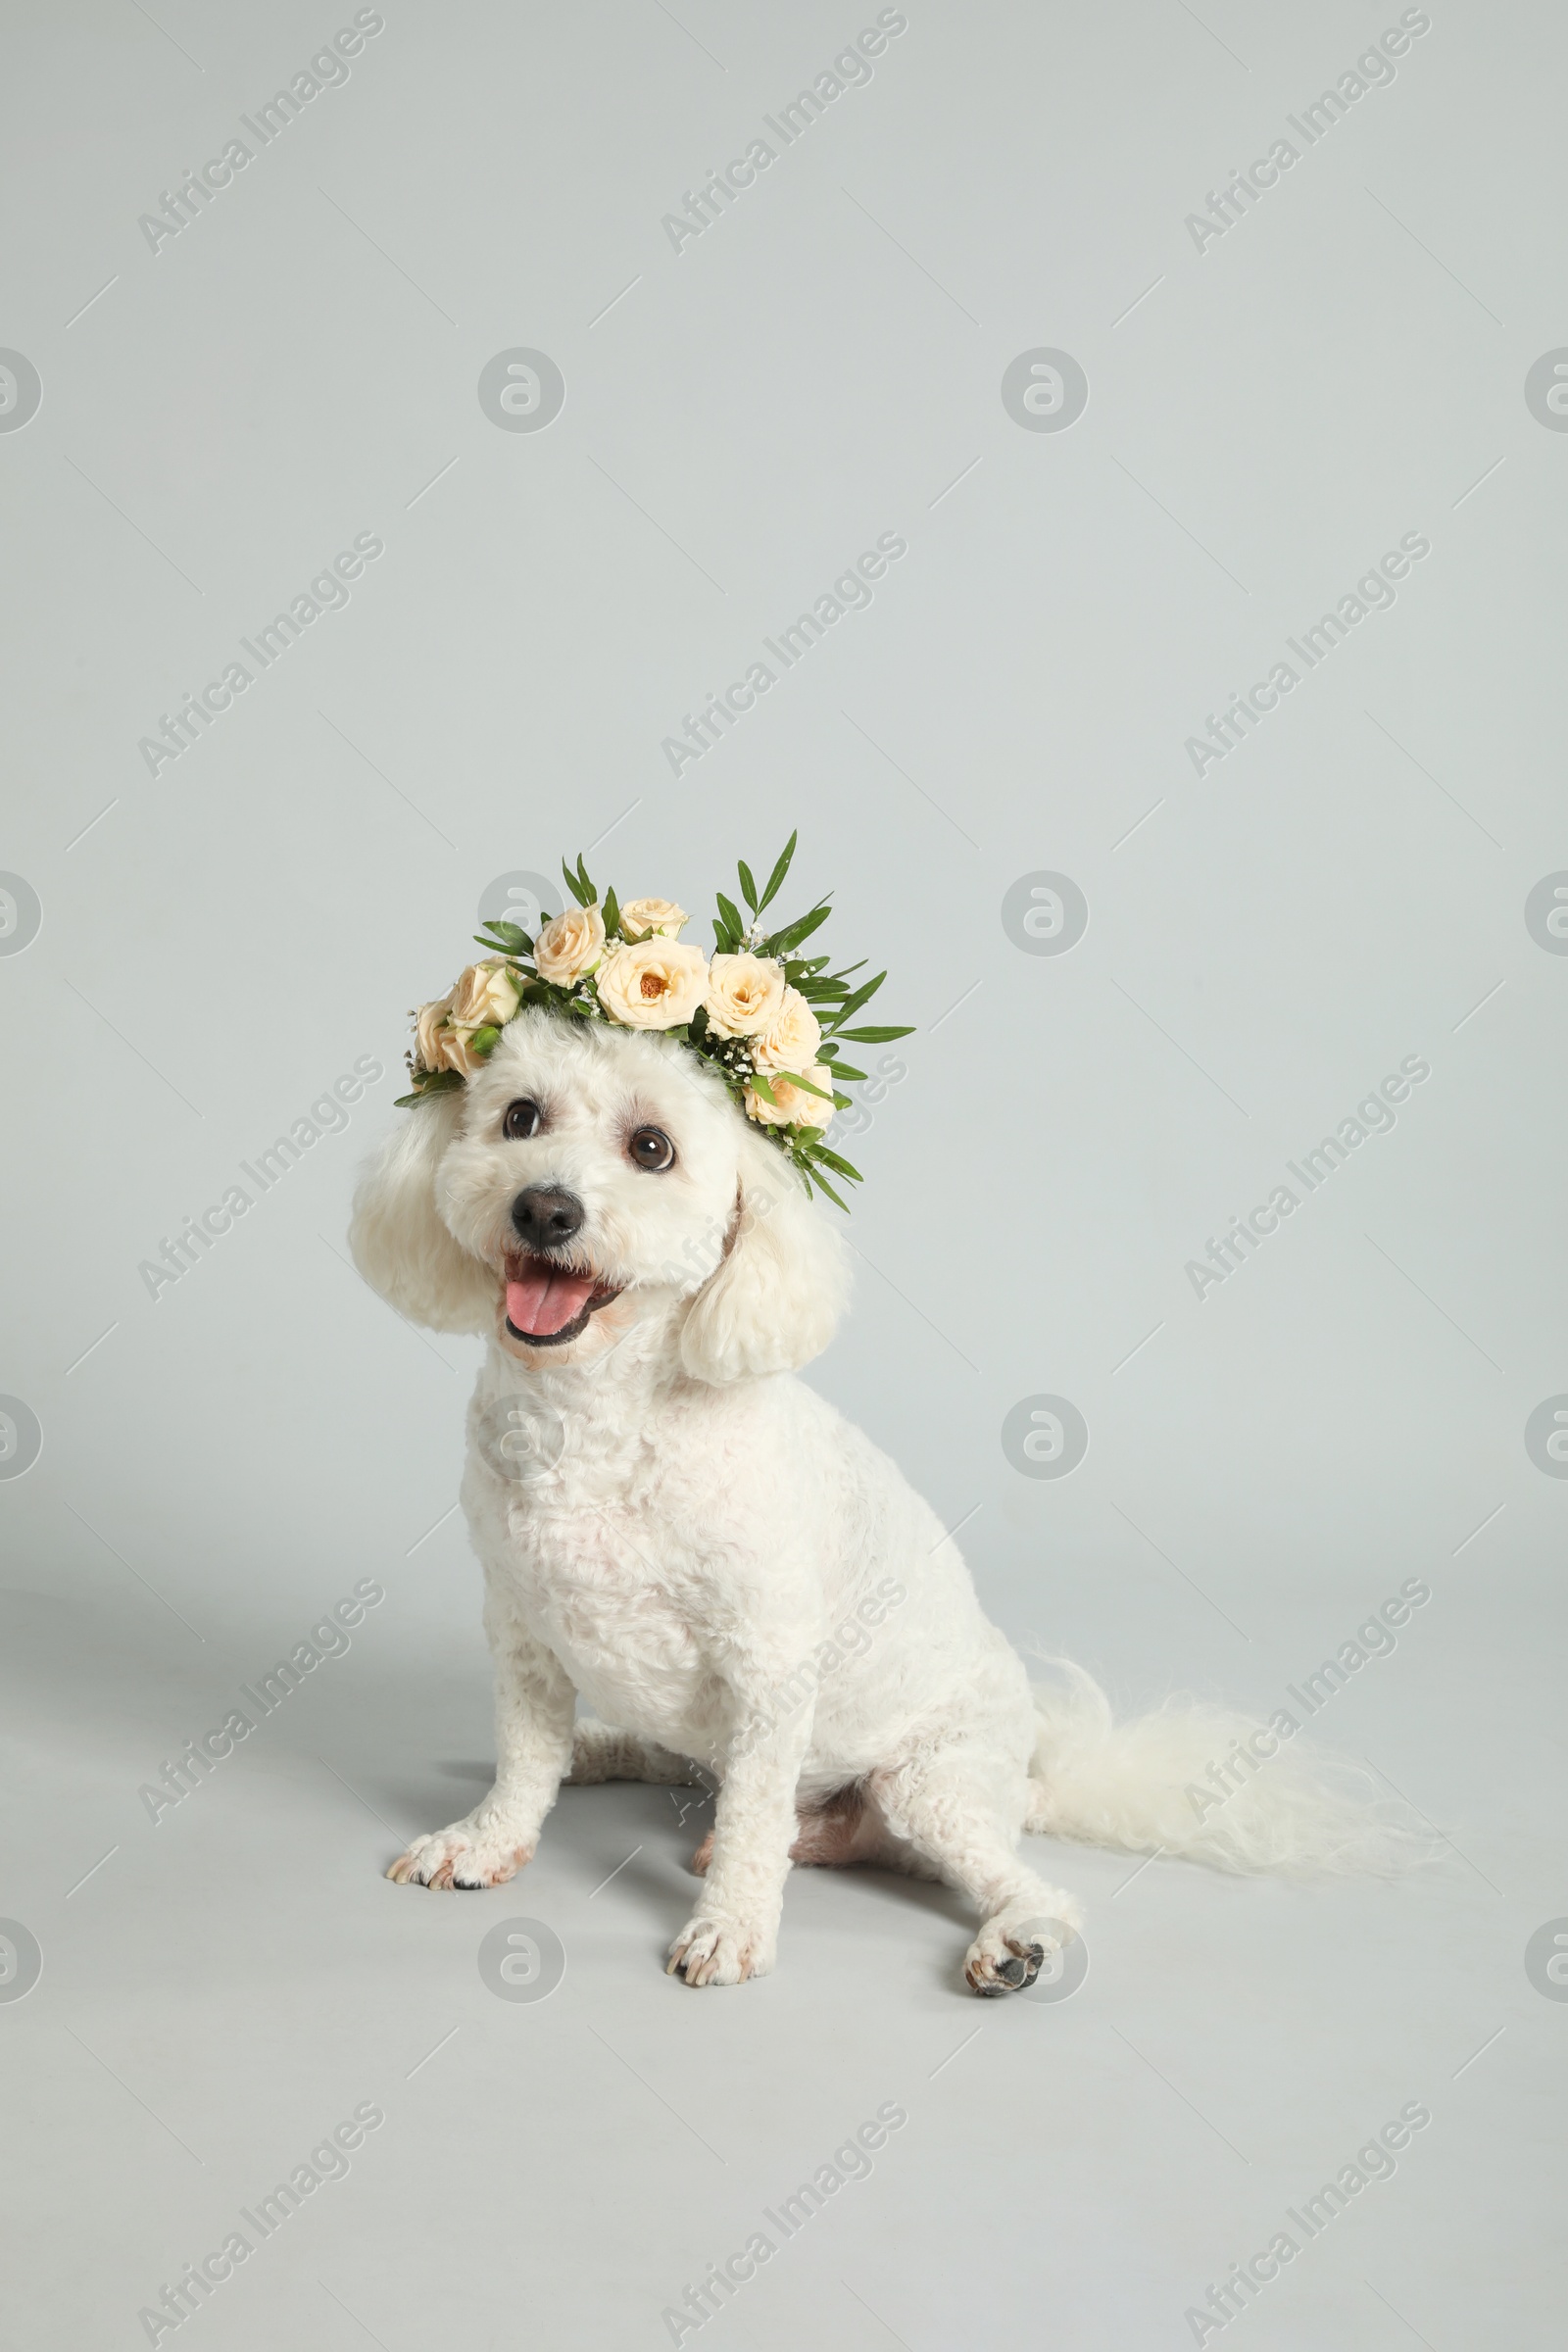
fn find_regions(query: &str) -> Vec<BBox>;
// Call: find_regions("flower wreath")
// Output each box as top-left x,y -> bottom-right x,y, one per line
396,833 -> 911,1209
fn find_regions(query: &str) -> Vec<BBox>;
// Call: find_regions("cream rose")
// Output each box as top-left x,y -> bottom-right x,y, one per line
434,1025 -> 488,1077
704,953 -> 786,1038
595,938 -> 708,1029
414,992 -> 454,1072
448,959 -> 521,1033
414,961 -> 521,1077
618,897 -> 688,940
751,984 -> 821,1074
746,1063 -> 835,1129
534,903 -> 605,986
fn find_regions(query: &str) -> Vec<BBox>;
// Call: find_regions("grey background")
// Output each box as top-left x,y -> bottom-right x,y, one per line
2,1 -> 1564,2344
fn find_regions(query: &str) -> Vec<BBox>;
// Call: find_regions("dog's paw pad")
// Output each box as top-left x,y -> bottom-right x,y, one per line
964,1926 -> 1055,1996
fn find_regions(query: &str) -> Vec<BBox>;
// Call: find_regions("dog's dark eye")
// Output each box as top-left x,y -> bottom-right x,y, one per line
629,1126 -> 675,1172
503,1099 -> 542,1141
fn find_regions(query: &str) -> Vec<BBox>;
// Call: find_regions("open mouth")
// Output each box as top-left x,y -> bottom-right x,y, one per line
503,1255 -> 622,1348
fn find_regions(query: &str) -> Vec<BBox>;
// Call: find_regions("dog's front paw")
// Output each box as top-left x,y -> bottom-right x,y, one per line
665,1912 -> 774,1987
386,1819 -> 534,1891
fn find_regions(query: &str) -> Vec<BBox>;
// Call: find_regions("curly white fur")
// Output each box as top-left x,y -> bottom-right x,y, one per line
350,1011 -> 1428,1995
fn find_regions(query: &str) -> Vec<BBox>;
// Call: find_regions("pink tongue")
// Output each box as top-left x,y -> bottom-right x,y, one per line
507,1264 -> 597,1337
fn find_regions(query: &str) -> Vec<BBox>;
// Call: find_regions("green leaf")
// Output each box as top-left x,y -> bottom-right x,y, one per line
476,919 -> 529,953
830,970 -> 886,1026
689,1003 -> 710,1045
823,1059 -> 867,1081
562,856 -> 592,907
811,1145 -> 863,1181
748,1072 -> 779,1106
467,1024 -> 500,1055
764,902 -> 831,955
395,1068 -> 464,1108
836,1024 -> 914,1044
715,891 -> 745,942
737,859 -> 759,912
578,854 -> 599,906
777,1068 -> 832,1101
758,829 -> 798,912
806,1165 -> 851,1211
602,885 -> 620,938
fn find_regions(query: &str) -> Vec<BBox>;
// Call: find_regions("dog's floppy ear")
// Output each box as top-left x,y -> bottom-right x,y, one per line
349,1092 -> 494,1333
680,1121 -> 850,1384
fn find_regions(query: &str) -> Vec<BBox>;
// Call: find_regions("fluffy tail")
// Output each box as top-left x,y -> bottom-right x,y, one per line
1024,1656 -> 1440,1877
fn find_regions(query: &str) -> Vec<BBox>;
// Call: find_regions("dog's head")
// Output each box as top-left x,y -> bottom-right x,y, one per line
349,1009 -> 849,1381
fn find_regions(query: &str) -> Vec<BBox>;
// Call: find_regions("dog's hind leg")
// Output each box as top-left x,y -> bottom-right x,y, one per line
871,1742 -> 1085,1995
688,1785 -> 929,1878
566,1717 -> 700,1788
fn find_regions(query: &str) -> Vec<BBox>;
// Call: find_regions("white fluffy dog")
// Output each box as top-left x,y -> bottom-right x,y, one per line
351,1010 -> 1415,1992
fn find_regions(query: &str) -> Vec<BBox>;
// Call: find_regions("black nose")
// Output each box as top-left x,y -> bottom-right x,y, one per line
511,1186 -> 584,1250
